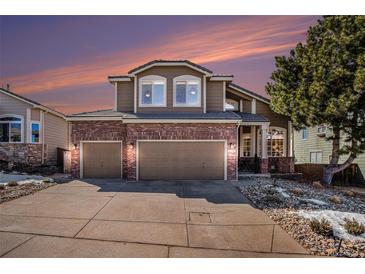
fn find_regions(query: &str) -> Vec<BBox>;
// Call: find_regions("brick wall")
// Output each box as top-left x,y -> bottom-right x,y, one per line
268,157 -> 295,173
0,143 -> 45,166
70,122 -> 238,180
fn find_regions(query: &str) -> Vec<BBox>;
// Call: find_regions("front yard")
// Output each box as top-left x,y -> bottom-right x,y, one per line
236,177 -> 365,257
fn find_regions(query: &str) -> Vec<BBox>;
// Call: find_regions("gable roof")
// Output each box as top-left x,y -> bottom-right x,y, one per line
128,60 -> 213,76
227,83 -> 270,104
0,88 -> 66,119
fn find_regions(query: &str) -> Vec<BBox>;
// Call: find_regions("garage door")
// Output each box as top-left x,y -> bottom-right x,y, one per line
82,142 -> 121,178
138,141 -> 225,180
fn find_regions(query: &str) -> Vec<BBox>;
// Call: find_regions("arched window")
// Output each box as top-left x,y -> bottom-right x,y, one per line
139,75 -> 167,107
0,115 -> 23,143
173,75 -> 201,107
258,127 -> 286,157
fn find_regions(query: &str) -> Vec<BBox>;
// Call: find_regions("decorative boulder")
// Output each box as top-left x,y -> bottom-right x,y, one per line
312,181 -> 324,189
329,195 -> 342,204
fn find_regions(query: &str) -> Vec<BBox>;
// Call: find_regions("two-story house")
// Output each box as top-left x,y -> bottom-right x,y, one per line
68,60 -> 294,180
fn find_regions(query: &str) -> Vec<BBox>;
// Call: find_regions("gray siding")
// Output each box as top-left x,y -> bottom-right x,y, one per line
206,81 -> 224,112
256,100 -> 288,129
44,112 -> 69,164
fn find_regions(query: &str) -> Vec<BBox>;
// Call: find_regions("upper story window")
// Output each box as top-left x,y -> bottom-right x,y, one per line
302,127 -> 308,140
225,99 -> 239,111
0,115 -> 23,143
139,75 -> 167,107
173,75 -> 201,107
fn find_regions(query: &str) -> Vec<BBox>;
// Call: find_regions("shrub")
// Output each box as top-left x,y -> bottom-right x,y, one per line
0,184 -> 5,190
291,187 -> 304,196
343,218 -> 365,236
7,181 -> 18,187
329,195 -> 342,204
310,218 -> 333,236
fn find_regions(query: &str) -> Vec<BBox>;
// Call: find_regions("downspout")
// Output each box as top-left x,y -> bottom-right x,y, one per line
40,110 -> 45,165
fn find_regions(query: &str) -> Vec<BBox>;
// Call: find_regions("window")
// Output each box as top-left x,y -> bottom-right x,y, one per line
31,122 -> 40,143
302,127 -> 308,140
258,127 -> 286,157
241,135 -> 251,156
0,115 -> 23,143
139,76 -> 166,107
225,99 -> 239,111
310,151 -> 322,163
173,75 -> 201,107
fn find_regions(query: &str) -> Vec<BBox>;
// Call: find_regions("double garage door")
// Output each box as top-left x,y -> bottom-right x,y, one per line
82,141 -> 225,180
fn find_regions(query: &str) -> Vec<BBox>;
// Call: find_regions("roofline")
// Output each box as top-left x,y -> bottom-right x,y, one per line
128,60 -> 213,76
66,116 -> 241,123
209,76 -> 234,81
227,83 -> 270,104
108,75 -> 132,83
0,88 -> 66,119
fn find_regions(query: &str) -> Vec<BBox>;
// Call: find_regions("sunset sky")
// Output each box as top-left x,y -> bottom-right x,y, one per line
0,16 -> 320,114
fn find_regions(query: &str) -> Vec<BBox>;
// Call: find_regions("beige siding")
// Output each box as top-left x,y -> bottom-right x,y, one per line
0,91 -> 33,141
136,66 -> 205,113
256,100 -> 288,129
44,112 -> 68,164
31,109 -> 41,121
242,100 -> 252,113
206,81 -> 224,112
294,127 -> 365,178
116,81 -> 134,112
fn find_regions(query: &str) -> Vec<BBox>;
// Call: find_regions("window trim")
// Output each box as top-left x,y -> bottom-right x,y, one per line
138,75 -> 167,107
310,151 -> 323,163
0,114 -> 24,143
302,127 -> 308,140
30,121 -> 41,144
173,75 -> 201,107
257,126 -> 287,157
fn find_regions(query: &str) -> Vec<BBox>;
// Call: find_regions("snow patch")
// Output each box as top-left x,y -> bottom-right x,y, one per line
275,187 -> 290,198
297,210 -> 365,242
0,171 -> 53,185
300,198 -> 328,206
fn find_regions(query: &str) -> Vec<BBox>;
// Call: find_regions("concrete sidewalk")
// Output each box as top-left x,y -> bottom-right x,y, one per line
0,180 -> 309,258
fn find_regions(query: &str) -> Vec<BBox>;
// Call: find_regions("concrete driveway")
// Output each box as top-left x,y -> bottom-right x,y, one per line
0,180 -> 309,257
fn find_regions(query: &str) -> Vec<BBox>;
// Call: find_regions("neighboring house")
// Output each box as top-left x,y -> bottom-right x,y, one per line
294,126 -> 365,183
68,60 -> 294,180
0,88 -> 69,167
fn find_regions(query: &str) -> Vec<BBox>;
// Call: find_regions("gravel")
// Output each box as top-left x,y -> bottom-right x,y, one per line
236,177 -> 365,257
0,182 -> 55,203
0,171 -> 53,185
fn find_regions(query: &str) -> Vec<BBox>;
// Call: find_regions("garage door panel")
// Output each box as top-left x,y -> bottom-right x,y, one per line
139,141 -> 225,180
83,143 -> 121,178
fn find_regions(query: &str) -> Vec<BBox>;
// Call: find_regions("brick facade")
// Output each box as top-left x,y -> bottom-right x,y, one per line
0,143 -> 45,166
239,156 -> 295,174
268,157 -> 295,173
70,122 -> 238,180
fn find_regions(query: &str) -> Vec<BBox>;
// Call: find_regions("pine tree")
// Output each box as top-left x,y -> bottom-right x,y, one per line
266,16 -> 365,184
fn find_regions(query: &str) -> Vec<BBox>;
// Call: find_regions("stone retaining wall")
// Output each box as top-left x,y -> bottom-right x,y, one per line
0,143 -> 45,166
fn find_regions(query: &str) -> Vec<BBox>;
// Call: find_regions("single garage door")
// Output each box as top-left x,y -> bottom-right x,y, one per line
138,141 -> 225,180
82,142 -> 121,178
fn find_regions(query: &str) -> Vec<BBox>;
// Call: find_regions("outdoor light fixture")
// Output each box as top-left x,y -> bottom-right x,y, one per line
128,142 -> 134,149
229,143 -> 235,149
73,143 -> 78,149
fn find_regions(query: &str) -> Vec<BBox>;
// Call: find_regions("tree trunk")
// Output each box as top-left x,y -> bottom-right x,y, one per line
322,153 -> 356,185
321,128 -> 357,185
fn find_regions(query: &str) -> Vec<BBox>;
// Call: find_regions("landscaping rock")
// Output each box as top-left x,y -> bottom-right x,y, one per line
291,187 -> 304,196
313,181 -> 324,189
329,195 -> 342,204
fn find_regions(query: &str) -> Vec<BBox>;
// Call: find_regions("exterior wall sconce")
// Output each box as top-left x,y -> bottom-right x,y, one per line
73,143 -> 78,150
229,143 -> 235,149
128,142 -> 135,149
